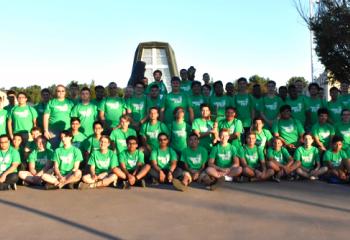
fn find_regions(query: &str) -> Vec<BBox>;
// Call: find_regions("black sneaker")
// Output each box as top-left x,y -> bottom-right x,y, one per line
140,179 -> 146,188
172,179 -> 187,192
209,176 -> 225,191
122,181 -> 131,190
151,178 -> 159,186
45,183 -> 58,190
10,183 -> 17,190
272,176 -> 281,183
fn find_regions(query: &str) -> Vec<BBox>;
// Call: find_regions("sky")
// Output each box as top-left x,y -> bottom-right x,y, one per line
0,0 -> 314,89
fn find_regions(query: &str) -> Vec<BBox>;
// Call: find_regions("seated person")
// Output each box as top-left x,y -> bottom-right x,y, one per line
41,130 -> 83,189
118,136 -> 151,188
295,133 -> 327,180
79,135 -> 124,189
19,135 -> 53,186
110,115 -> 137,154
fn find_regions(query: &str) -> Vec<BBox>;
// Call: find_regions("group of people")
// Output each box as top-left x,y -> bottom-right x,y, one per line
1,67 -> 350,192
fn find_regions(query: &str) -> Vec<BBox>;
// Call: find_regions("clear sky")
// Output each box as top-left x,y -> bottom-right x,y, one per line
0,0 -> 312,89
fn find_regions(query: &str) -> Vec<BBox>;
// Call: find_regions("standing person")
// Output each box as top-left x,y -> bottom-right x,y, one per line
202,84 -> 212,103
68,82 -> 80,104
286,84 -> 307,126
202,73 -> 211,86
209,81 -> 232,121
225,82 -> 235,98
68,117 -> 87,149
161,76 -> 194,124
239,132 -> 274,181
98,82 -> 126,133
339,82 -> 350,107
187,66 -> 196,81
294,133 -> 327,180
110,115 -> 137,154
118,136 -> 151,188
145,85 -> 165,114
335,109 -> 350,151
19,135 -> 53,186
267,137 -> 299,182
323,136 -> 350,182
172,133 -> 208,191
91,85 -> 105,109
168,107 -> 191,155
260,81 -> 282,129
71,87 -> 98,137
79,135 -> 123,189
179,68 -> 192,93
0,96 -> 7,135
306,83 -> 325,129
326,87 -> 343,124
272,105 -> 305,154
192,104 -> 218,150
251,84 -> 262,117
0,134 -> 21,190
126,81 -> 147,131
190,81 -> 205,119
4,90 -> 17,113
142,77 -> 149,90
41,131 -> 83,189
35,88 -> 51,130
149,133 -> 181,184
205,129 -> 242,186
8,92 -> 37,143
233,77 -> 255,134
218,107 -> 243,149
145,70 -> 168,99
43,85 -> 74,149
311,108 -> 335,154
278,86 -> 288,103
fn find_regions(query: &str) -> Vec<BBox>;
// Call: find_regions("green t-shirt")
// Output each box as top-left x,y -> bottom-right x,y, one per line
91,98 -> 104,110
233,93 -> 254,128
210,95 -> 232,121
110,128 -> 137,154
192,118 -> 214,149
145,81 -> 168,99
27,149 -> 53,172
119,149 -> 144,171
0,109 -> 8,135
150,147 -> 177,170
190,95 -> 206,119
34,102 -> 47,129
294,146 -> 319,170
88,149 -> 118,174
180,146 -> 208,171
238,145 -> 264,168
0,146 -> 21,174
326,100 -> 343,124
311,123 -> 335,147
163,92 -> 190,124
286,96 -> 307,125
9,105 -> 38,134
81,135 -> 101,153
140,121 -> 169,150
45,98 -> 74,131
272,118 -> 304,145
71,102 -> 98,136
180,80 -> 192,93
339,94 -> 350,108
323,149 -> 348,167
218,118 -> 243,149
209,143 -> 237,168
335,122 -> 350,150
260,96 -> 282,123
53,145 -> 83,175
145,96 -> 165,113
168,121 -> 190,152
255,129 -> 273,151
267,147 -> 290,165
98,97 -> 126,128
305,97 -> 326,126
126,95 -> 147,123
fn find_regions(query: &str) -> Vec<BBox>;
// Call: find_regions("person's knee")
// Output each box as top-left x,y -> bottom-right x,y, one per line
6,173 -> 18,184
18,171 -> 28,180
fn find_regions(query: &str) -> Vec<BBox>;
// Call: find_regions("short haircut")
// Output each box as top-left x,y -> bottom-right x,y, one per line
17,92 -> 27,98
267,80 -> 276,86
0,134 -> 10,140
200,103 -> 210,110
158,132 -> 169,140
253,116 -> 264,123
237,77 -> 247,84
213,81 -> 223,88
41,88 -> 51,94
149,107 -> 159,113
120,115 -> 132,122
332,135 -> 343,144
7,90 -> 16,96
173,106 -> 184,116
70,117 -> 81,124
191,81 -> 201,88
81,87 -> 91,93
330,86 -> 339,92
134,81 -> 145,88
171,76 -> 181,83
202,84 -> 211,91
341,108 -> 350,115
225,106 -> 236,112
150,84 -> 159,90
31,126 -> 42,133
153,70 -> 162,76
126,135 -> 138,144
95,85 -> 105,91
189,132 -> 199,139
279,104 -> 292,113
308,83 -> 319,91
100,135 -> 111,143
61,130 -> 73,138
317,108 -> 329,116
93,120 -> 104,128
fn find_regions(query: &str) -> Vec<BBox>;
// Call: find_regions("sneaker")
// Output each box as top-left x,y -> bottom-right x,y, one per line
44,183 -> 58,190
78,182 -> 90,190
140,179 -> 146,188
224,176 -> 233,182
67,183 -> 75,189
272,176 -> 281,183
10,183 -> 17,190
112,179 -> 118,188
210,177 -> 225,191
151,178 -> 159,186
310,176 -> 318,180
22,180 -> 29,186
237,176 -> 249,183
122,181 -> 131,190
172,179 -> 187,192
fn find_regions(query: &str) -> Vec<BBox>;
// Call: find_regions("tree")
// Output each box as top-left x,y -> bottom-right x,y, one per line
287,76 -> 309,88
248,75 -> 270,94
296,0 -> 350,83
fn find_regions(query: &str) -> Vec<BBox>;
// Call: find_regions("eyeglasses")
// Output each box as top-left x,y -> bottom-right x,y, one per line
0,141 -> 9,144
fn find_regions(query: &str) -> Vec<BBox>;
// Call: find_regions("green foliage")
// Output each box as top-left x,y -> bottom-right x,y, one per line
248,75 -> 271,94
287,76 -> 308,88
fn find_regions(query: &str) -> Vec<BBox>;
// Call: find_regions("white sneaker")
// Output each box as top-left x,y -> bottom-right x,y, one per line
310,176 -> 318,180
224,176 -> 233,182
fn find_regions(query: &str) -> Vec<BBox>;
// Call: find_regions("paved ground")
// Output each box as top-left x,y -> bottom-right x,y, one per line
0,180 -> 349,240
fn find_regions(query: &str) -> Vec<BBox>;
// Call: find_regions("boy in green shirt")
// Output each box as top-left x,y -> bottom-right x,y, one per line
323,136 -> 350,182
79,135 -> 124,189
42,130 -> 83,189
306,83 -> 325,129
218,107 -> 243,149
286,85 -> 307,125
126,81 -> 147,131
118,136 -> 151,188
335,109 -> 350,151
267,137 -> 299,182
149,133 -> 182,184
205,129 -> 242,189
239,132 -> 274,181
168,107 -> 191,154
172,133 -> 208,191
251,117 -> 273,152
0,97 -> 8,136
190,81 -> 206,119
19,135 -> 53,186
295,133 -> 327,180
311,108 -> 335,153
110,115 -> 137,154
210,81 -> 233,121
81,121 -> 104,161
260,81 -> 282,129
0,134 -> 21,190
326,87 -> 343,124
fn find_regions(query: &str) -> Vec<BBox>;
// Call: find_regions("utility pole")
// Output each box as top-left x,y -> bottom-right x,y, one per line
309,0 -> 314,82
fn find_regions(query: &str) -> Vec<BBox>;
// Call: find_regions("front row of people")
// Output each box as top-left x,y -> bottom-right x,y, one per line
1,127 -> 349,191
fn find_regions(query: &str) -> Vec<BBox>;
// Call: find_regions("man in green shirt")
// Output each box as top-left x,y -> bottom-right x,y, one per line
210,81 -> 233,121
251,117 -> 273,152
69,117 -> 87,149
295,133 -> 327,180
286,85 -> 307,125
149,133 -> 182,184
110,115 -> 137,154
305,83 -> 325,129
0,134 -> 21,190
34,88 -> 51,130
179,68 -> 192,94
311,108 -> 335,153
4,90 -> 17,113
218,107 -> 243,149
326,86 -> 343,124
91,85 -> 105,110
260,80 -> 282,129
71,87 -> 98,136
205,129 -> 242,189
168,107 -> 191,154
145,70 -> 168,99
79,135 -> 124,189
190,81 -> 206,119
172,133 -> 208,191
126,81 -> 147,131
335,109 -> 350,151
42,130 -> 83,189
81,121 -> 104,160
118,136 -> 151,188
19,135 -> 53,186
145,85 -> 165,114
0,97 -> 8,136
